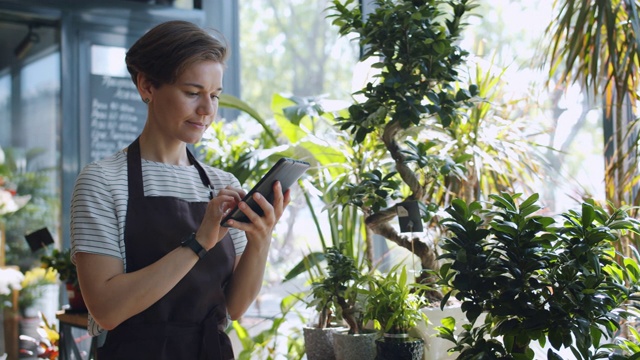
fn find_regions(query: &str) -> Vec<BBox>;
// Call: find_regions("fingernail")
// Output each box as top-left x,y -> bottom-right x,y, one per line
254,193 -> 262,200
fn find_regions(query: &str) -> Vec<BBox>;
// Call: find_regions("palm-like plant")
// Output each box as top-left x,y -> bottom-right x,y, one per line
545,0 -> 640,219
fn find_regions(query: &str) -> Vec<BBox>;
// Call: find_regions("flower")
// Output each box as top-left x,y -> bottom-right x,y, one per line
18,312 -> 59,360
22,267 -> 58,289
0,267 -> 24,296
0,188 -> 30,217
0,146 -> 30,218
19,267 -> 58,317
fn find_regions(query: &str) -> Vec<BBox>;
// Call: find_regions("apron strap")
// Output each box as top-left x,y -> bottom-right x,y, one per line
187,147 -> 215,200
127,137 -> 144,199
127,138 -> 214,200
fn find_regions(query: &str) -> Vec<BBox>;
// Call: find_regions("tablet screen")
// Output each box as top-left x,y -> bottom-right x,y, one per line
220,157 -> 310,227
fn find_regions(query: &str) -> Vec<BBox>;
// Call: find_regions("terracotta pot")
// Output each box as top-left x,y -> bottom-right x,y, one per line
65,283 -> 87,311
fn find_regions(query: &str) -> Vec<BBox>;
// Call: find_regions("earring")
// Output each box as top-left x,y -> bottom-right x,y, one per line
143,98 -> 150,104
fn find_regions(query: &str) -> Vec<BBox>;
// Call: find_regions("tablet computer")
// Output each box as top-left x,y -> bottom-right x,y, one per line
220,157 -> 310,227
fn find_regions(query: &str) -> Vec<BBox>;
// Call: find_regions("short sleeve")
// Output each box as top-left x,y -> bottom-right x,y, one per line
70,162 -> 123,262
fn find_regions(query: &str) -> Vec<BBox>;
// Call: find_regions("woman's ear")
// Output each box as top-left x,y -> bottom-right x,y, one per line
137,73 -> 154,103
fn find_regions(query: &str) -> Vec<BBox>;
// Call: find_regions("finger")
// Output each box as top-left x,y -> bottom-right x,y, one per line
217,188 -> 244,203
249,192 -> 276,224
207,195 -> 237,218
271,181 -> 285,218
225,185 -> 247,199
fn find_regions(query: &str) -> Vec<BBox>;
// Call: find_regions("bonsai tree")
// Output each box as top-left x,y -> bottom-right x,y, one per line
308,247 -> 370,334
437,192 -> 640,359
327,0 -> 479,290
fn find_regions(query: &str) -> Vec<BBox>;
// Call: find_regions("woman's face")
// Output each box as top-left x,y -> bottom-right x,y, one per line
147,60 -> 224,144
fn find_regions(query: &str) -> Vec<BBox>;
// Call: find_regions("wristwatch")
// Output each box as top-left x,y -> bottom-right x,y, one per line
180,233 -> 207,259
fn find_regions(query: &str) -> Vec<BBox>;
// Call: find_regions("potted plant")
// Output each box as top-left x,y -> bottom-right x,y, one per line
326,0 -> 480,293
17,266 -> 58,358
18,267 -> 58,319
365,265 -> 430,360
302,286 -> 344,360
316,247 -> 378,360
436,192 -> 640,359
40,248 -> 85,311
304,247 -> 374,360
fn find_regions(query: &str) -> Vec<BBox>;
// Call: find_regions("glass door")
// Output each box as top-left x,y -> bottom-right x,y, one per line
0,13 -> 61,271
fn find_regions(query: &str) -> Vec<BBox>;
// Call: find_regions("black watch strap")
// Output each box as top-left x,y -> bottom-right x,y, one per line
181,233 -> 207,259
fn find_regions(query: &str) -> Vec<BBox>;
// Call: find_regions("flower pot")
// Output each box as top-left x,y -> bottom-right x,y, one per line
416,305 -> 469,360
65,283 -> 86,311
303,326 -> 347,360
375,334 -> 424,360
333,329 -> 378,360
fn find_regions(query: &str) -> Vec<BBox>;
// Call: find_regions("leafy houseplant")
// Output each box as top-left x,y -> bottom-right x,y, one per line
308,247 -> 368,334
305,247 -> 375,360
365,265 -> 429,360
18,267 -> 58,318
40,248 -> 85,311
437,192 -> 640,359
40,249 -> 77,287
327,0 -> 479,291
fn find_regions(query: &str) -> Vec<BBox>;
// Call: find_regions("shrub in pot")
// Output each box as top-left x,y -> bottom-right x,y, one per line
327,0 -> 480,296
40,248 -> 85,311
436,192 -> 640,359
365,265 -> 430,360
306,247 -> 375,360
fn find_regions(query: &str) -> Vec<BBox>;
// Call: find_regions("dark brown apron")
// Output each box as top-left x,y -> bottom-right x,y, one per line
97,138 -> 236,360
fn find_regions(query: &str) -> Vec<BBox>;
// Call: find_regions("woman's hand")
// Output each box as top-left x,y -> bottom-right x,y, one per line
225,181 -> 291,248
196,186 -> 245,250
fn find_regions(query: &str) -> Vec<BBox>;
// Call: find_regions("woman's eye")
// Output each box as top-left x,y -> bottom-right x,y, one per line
211,94 -> 220,100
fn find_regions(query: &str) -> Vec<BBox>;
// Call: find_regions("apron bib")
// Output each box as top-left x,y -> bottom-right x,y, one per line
98,138 -> 236,360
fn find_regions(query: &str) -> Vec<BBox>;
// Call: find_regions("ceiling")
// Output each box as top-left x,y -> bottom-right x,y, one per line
0,10 -> 59,73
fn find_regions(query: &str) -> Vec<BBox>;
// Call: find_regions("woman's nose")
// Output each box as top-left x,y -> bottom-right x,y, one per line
197,97 -> 217,116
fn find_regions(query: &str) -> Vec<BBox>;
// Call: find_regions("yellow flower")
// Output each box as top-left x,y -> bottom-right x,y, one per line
21,267 -> 58,289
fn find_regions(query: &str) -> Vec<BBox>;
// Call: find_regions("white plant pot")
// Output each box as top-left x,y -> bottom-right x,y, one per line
23,284 -> 59,323
413,305 -> 469,360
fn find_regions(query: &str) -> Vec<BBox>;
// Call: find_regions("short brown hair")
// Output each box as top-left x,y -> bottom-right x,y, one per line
125,20 -> 228,88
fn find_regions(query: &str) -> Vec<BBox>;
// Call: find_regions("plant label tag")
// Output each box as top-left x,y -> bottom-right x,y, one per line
24,227 -> 54,252
396,201 -> 423,233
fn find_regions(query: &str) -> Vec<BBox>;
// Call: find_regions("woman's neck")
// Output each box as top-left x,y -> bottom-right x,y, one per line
137,132 -> 190,166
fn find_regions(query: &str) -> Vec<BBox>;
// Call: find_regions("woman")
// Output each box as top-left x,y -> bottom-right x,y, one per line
70,20 -> 289,359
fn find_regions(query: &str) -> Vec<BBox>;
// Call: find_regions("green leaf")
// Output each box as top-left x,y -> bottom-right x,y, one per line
519,193 -> 539,210
581,202 -> 595,226
220,93 -> 277,142
283,252 -> 326,282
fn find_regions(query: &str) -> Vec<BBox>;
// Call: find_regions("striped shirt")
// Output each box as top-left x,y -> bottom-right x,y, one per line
70,149 -> 247,335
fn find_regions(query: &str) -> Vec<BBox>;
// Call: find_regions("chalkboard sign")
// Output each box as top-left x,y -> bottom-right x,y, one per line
89,75 -> 146,162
